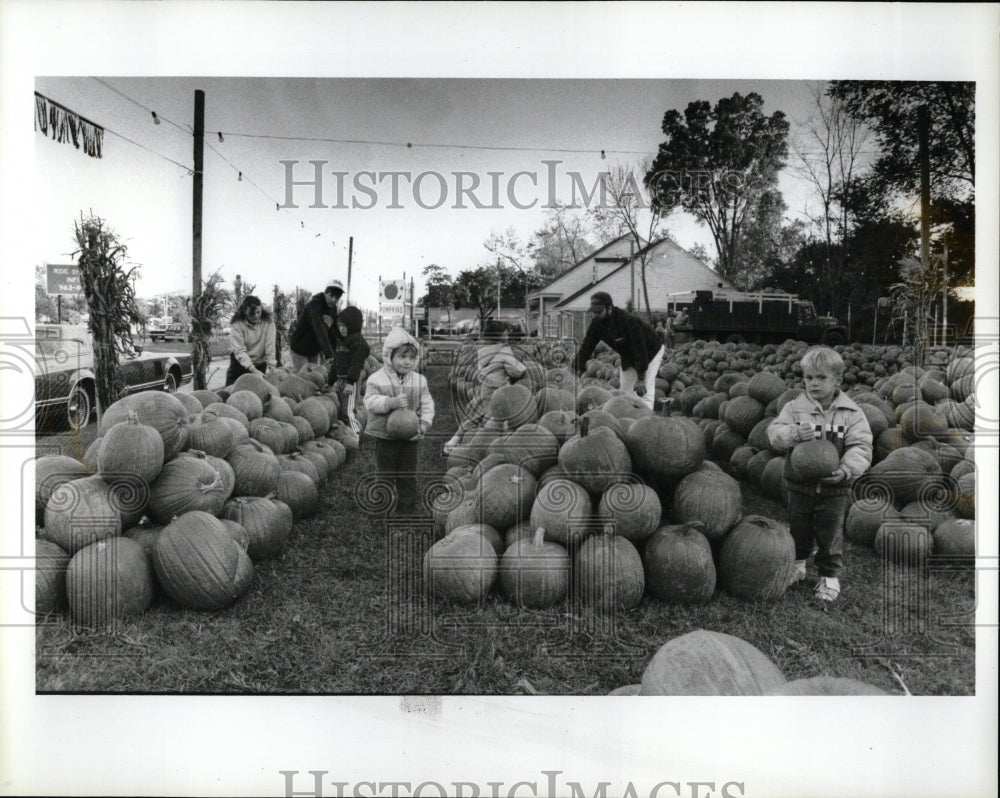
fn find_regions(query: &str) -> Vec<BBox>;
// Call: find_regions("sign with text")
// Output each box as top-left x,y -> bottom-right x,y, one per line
45,264 -> 82,295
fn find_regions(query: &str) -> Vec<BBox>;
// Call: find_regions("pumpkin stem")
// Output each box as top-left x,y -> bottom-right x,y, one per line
532,527 -> 546,546
126,410 -> 140,426
580,416 -> 590,437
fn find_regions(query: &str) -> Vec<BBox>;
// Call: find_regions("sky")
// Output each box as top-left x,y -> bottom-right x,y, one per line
33,76 -> 839,310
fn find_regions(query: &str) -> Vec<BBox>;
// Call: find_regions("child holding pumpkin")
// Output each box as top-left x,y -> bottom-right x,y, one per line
363,326 -> 435,516
767,346 -> 873,601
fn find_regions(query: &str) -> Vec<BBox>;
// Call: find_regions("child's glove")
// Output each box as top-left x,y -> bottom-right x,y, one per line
795,422 -> 815,442
820,467 -> 848,485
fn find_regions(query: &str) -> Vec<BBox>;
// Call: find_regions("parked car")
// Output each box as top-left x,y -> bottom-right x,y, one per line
148,323 -> 188,343
34,324 -> 193,433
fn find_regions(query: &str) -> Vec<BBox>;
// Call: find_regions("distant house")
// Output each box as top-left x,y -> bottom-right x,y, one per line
532,236 -> 734,339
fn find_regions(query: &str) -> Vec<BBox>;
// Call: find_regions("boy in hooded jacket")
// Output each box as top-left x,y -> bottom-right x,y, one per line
331,305 -> 371,440
364,326 -> 435,516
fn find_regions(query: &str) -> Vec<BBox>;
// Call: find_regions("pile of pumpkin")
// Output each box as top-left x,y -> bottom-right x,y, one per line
669,356 -> 977,564
431,354 -> 808,611
34,363 -> 365,628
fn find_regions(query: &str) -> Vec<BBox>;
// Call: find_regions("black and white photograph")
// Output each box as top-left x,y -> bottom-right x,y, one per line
1,3 -> 997,797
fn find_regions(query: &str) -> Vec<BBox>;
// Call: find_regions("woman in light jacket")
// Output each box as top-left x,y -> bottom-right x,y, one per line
226,295 -> 277,386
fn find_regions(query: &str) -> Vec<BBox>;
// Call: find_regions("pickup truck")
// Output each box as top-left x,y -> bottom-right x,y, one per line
34,324 -> 193,433
148,323 -> 189,343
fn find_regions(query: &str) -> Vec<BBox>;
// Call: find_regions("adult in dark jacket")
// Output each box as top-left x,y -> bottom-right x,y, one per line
572,291 -> 665,410
331,305 -> 371,438
289,278 -> 344,373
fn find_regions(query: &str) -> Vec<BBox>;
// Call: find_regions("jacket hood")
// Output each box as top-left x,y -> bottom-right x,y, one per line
339,305 -> 364,335
382,325 -> 421,364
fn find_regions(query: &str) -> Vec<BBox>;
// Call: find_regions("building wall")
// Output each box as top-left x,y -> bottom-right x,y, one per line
537,236 -> 637,300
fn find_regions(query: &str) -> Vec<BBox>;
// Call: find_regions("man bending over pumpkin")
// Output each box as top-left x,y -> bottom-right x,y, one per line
363,326 -> 435,517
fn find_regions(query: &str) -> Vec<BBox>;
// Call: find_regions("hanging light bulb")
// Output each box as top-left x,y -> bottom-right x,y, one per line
217,131 -> 224,143
237,171 -> 243,181
600,149 -> 606,160
151,111 -> 161,125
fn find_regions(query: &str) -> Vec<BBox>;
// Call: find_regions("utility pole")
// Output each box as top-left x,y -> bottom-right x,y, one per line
917,104 -> 931,365
347,236 -> 354,305
496,257 -> 502,317
629,239 -> 636,311
192,88 -> 206,389
942,238 -> 949,346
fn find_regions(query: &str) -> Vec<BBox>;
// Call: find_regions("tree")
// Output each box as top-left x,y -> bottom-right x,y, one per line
687,242 -> 713,266
453,264 -> 543,331
420,263 -> 456,330
527,206 -> 594,281
596,161 -> 669,319
187,270 -> 231,390
728,189 -> 788,291
645,92 -> 790,286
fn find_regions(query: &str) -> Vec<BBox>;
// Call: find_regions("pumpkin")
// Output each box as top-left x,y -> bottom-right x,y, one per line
219,519 -> 250,551
933,518 -> 975,561
574,527 -> 645,612
291,415 -> 316,444
227,389 -> 264,421
747,371 -> 787,405
215,416 -> 251,450
147,455 -> 227,524
624,416 -> 705,485
470,453 -> 508,482
278,373 -> 320,402
445,497 -> 483,535
535,386 -> 576,415
122,519 -> 165,560
759,456 -> 789,503
227,440 -> 281,497
954,472 -> 974,519
247,417 -> 286,455
503,520 -> 535,549
529,478 -> 594,548
718,515 -> 795,601
642,522 -> 716,604
42,476 -> 122,553
501,424 -> 560,477
767,677 -> 888,696
672,470 -> 742,543
897,499 -> 954,534
451,523 -> 504,557
558,417 -> 633,495
296,397 -> 333,437
676,384 -> 711,415
300,439 -> 342,472
639,630 -> 786,695
35,455 -> 89,524
900,404 -> 948,440
231,372 -> 276,402
35,539 -> 71,615
601,394 -> 653,421
82,437 -> 103,474
596,482 -> 661,542
608,684 -> 642,696
788,438 -> 840,482
279,452 -> 324,485
153,511 -> 254,610
874,523 -> 931,565
178,450 -> 236,501
729,445 -> 757,480
99,390 -> 190,459
472,464 -> 536,531
192,389 -> 222,408
576,385 -> 613,415
858,403 -> 891,441
387,408 -> 420,440
219,496 -> 292,560
66,537 -> 154,627
746,417 -> 774,451
845,501 -> 902,547
863,447 -> 942,505
423,528 -> 498,604
746,450 -> 776,486
175,392 -> 204,415
580,409 -> 624,440
276,470 -> 320,519
96,411 -> 166,486
204,402 -> 251,432
537,410 -> 578,444
723,395 -> 766,437
709,424 -> 745,466
498,527 -> 570,608
187,409 -> 237,458
489,383 -> 538,426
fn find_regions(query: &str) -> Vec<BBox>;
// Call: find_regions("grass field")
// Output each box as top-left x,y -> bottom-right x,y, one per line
35,364 -> 976,695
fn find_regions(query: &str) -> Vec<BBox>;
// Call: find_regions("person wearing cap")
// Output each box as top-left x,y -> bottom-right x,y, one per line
289,279 -> 344,374
573,291 -> 665,410
226,294 -> 277,386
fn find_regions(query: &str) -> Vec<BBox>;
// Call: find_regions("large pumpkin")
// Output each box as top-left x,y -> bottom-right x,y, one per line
204,402 -> 251,432
42,476 -> 123,553
296,397 -> 333,437
624,416 -> 705,486
423,528 -> 499,604
747,371 -> 787,405
99,390 -> 191,459
863,447 -> 942,505
767,677 -> 888,696
718,515 -> 795,601
148,455 -> 227,524
275,470 -> 320,520
35,539 -> 70,615
596,482 -> 661,543
601,394 -> 653,421
535,386 -> 576,416
153,511 -> 254,610
672,470 -> 742,543
231,372 -> 276,402
642,523 -> 716,604
639,630 -> 785,695
35,455 -> 89,524
537,410 -> 579,444
67,537 -> 154,627
500,424 -> 560,477
723,395 -> 766,437
529,478 -> 594,548
933,518 -> 974,561
558,417 -> 632,495
574,528 -> 645,612
187,410 -> 237,458
97,411 -> 165,486
472,463 -> 536,531
845,501 -> 901,547
227,440 -> 282,497
489,383 -> 538,427
219,496 -> 292,560
279,452 -> 324,486
226,389 -> 264,421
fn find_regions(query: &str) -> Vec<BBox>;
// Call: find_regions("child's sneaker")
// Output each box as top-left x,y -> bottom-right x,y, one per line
814,576 -> 841,602
789,559 -> 808,585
